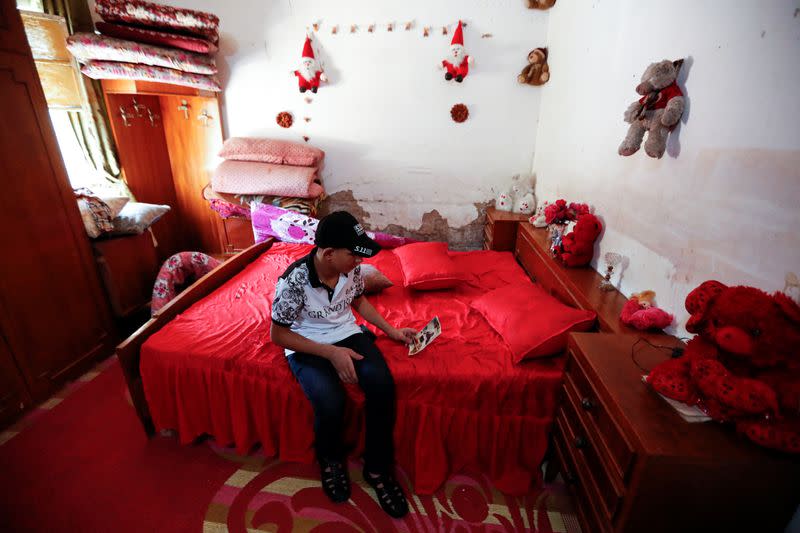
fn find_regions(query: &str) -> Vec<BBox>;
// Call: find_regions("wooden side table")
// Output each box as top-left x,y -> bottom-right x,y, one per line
484,207 -> 529,251
549,332 -> 800,533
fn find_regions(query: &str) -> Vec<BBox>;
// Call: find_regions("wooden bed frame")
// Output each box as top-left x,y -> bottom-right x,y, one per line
117,239 -> 275,435
117,226 -> 662,436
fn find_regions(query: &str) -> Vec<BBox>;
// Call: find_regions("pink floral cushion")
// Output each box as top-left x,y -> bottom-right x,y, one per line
96,22 -> 217,54
67,32 -> 217,75
151,252 -> 221,315
81,60 -> 221,92
95,0 -> 219,42
211,160 -> 324,198
218,137 -> 325,167
251,202 -> 416,249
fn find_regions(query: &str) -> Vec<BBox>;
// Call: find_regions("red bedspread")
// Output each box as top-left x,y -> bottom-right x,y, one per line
141,243 -> 565,494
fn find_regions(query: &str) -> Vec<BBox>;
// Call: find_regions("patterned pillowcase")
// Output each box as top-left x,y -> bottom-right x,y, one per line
109,202 -> 170,235
151,252 -> 221,315
203,184 -> 322,219
251,203 -> 318,245
218,137 -> 325,167
81,60 -> 221,92
95,0 -> 219,42
67,32 -> 217,75
250,202 -> 415,250
74,187 -> 120,238
96,22 -> 217,54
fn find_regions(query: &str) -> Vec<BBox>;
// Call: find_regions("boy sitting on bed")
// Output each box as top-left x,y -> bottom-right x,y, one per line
270,210 -> 416,518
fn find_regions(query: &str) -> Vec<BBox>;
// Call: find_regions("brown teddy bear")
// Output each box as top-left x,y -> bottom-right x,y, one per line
527,0 -> 556,9
518,48 -> 550,86
647,280 -> 800,453
619,59 -> 685,159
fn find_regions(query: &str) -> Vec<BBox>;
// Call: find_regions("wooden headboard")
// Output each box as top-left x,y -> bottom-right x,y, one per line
513,222 -> 660,338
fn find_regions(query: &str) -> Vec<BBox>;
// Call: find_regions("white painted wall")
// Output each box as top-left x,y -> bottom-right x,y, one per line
533,1 -> 800,336
118,0 -> 549,231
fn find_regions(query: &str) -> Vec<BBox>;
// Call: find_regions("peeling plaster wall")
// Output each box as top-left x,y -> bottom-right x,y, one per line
533,1 -> 800,337
127,0 -> 549,248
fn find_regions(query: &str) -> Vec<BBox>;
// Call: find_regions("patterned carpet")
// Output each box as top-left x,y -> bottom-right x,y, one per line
0,356 -> 582,532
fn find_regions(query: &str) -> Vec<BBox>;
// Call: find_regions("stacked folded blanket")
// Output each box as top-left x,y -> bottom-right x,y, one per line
67,0 -> 221,92
212,137 -> 326,199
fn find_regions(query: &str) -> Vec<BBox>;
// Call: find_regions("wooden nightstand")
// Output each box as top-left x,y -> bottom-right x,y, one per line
549,333 -> 800,533
484,207 -> 529,251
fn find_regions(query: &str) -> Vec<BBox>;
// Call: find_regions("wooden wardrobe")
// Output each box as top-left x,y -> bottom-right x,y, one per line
101,79 -> 225,256
0,0 -> 115,427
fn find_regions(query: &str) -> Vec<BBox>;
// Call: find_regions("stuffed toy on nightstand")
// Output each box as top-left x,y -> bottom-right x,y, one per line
620,290 -> 674,330
647,280 -> 800,453
553,213 -> 602,267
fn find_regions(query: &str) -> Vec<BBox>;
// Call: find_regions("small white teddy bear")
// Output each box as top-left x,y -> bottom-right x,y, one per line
496,190 -> 514,211
530,200 -> 550,227
513,191 -> 536,215
496,173 -> 536,213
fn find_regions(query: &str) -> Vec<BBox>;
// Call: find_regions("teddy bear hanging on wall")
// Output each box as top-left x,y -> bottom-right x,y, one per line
527,0 -> 556,9
518,48 -> 550,86
441,20 -> 473,82
294,36 -> 327,93
618,59 -> 685,158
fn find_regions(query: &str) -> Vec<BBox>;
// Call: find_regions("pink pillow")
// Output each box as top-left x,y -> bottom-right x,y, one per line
394,242 -> 464,290
471,284 -> 596,362
96,22 -> 218,54
219,137 -> 325,167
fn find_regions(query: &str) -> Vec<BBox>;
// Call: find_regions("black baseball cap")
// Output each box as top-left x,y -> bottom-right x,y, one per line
315,211 -> 381,258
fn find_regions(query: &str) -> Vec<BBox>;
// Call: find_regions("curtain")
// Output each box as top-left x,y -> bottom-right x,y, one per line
42,0 -> 135,200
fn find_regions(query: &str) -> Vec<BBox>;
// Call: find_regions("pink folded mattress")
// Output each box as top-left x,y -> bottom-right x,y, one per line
219,137 -> 325,167
211,160 -> 324,198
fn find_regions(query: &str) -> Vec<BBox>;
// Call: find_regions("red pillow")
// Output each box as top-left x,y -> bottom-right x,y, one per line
471,283 -> 596,362
393,242 -> 464,290
96,22 -> 218,54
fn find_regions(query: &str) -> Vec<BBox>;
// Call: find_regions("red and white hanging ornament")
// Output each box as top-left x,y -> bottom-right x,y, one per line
293,36 -> 327,93
441,20 -> 473,83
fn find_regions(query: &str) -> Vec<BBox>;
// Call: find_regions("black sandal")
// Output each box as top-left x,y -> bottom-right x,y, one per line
363,469 -> 409,518
319,460 -> 351,503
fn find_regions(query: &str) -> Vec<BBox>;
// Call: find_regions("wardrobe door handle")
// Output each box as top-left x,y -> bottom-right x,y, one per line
581,397 -> 594,410
574,436 -> 588,449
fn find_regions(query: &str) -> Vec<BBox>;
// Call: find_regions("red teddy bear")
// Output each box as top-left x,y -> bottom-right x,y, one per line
647,280 -> 800,453
555,213 -> 602,267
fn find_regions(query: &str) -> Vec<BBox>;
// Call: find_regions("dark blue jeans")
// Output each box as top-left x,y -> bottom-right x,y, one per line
287,332 -> 396,474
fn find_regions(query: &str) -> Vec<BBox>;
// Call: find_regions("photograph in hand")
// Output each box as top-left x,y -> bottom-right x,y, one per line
408,316 -> 441,356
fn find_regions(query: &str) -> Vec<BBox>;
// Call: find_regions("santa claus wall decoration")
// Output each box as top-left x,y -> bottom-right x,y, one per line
294,36 -> 327,93
441,20 -> 473,83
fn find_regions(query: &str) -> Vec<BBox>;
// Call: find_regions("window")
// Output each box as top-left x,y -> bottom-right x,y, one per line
19,7 -> 114,192
48,109 -> 107,190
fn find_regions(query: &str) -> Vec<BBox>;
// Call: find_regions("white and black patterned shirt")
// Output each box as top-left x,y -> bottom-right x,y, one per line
271,249 -> 365,356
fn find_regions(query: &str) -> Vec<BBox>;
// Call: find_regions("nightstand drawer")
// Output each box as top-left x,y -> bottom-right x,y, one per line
560,383 -> 624,521
565,350 -> 636,481
553,412 -> 609,533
